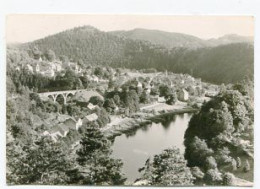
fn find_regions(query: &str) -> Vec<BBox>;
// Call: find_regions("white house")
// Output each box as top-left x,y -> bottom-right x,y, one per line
137,81 -> 143,89
178,89 -> 189,101
157,96 -> 166,103
87,103 -> 96,110
26,64 -> 34,73
84,113 -> 98,122
76,118 -> 83,130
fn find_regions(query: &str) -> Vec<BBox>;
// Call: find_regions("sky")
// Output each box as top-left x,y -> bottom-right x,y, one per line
6,15 -> 254,43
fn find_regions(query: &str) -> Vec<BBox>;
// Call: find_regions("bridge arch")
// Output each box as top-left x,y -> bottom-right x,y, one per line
64,92 -> 74,104
55,94 -> 66,104
38,89 -> 95,105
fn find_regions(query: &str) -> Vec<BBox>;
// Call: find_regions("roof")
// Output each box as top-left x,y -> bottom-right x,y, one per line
62,120 -> 76,130
49,125 -> 62,134
49,124 -> 70,136
181,89 -> 189,94
87,103 -> 96,110
56,114 -> 73,122
84,113 -> 98,122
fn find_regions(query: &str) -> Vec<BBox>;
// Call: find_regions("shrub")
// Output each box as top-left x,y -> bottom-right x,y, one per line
222,172 -> 235,186
191,167 -> 204,180
204,169 -> 222,185
236,157 -> 241,168
243,160 -> 250,172
205,156 -> 217,170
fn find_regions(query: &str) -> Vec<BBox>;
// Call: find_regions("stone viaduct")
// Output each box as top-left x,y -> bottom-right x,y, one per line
38,89 -> 85,104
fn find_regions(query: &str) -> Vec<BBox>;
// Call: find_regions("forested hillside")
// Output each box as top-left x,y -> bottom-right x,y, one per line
109,28 -> 208,49
20,26 -> 254,84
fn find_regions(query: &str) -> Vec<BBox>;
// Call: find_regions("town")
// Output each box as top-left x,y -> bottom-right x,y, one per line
6,20 -> 254,187
8,47 -> 220,143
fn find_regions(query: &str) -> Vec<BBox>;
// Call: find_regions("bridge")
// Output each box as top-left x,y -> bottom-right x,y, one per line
38,89 -> 85,104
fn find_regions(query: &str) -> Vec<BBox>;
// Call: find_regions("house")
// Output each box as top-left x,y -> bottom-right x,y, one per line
43,69 -> 55,77
62,118 -> 77,130
26,64 -> 34,73
87,103 -> 96,110
137,81 -> 143,89
86,75 -> 99,82
69,62 -> 81,74
42,115 -> 81,142
56,114 -> 73,123
83,113 -> 98,122
44,125 -> 69,142
38,62 -> 55,77
178,89 -> 189,101
205,91 -> 218,97
33,63 -> 40,72
56,63 -> 62,72
157,96 -> 166,103
114,106 -> 119,113
76,118 -> 83,130
92,75 -> 99,82
99,78 -> 109,83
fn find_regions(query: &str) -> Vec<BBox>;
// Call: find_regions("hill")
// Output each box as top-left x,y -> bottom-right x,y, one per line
207,34 -> 254,46
19,26 -> 253,84
110,29 -> 253,49
109,28 -> 208,49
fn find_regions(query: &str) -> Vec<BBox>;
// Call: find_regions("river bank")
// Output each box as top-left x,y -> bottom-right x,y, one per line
101,105 -> 198,138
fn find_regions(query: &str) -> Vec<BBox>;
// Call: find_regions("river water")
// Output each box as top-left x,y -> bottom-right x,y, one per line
111,113 -> 193,182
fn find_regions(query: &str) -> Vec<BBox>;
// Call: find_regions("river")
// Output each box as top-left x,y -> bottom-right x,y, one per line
111,113 -> 193,182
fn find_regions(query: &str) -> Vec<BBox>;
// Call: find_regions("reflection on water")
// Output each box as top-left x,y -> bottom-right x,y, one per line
111,113 -> 193,182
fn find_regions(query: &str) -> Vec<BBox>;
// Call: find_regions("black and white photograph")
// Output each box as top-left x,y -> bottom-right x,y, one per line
5,14 -> 254,186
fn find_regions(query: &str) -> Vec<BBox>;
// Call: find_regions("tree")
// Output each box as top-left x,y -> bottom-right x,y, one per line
159,84 -> 172,97
236,157 -> 241,168
139,147 -> 194,186
204,169 -> 222,185
59,55 -> 69,63
140,91 -> 150,104
89,96 -> 104,107
79,76 -> 90,89
231,159 -> 237,171
150,87 -> 159,96
45,49 -> 56,61
32,46 -> 42,60
108,78 -> 116,89
74,123 -> 126,185
191,167 -> 204,180
94,67 -> 103,77
215,147 -> 233,166
113,94 -> 121,106
205,156 -> 217,170
8,137 -> 72,184
166,92 -> 177,105
184,136 -> 214,167
103,98 -> 116,113
123,90 -> 140,114
96,107 -> 111,127
243,160 -> 250,172
222,172 -> 235,186
75,78 -> 83,89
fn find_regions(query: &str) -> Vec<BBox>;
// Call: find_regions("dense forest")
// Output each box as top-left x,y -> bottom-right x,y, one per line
18,26 -> 254,84
110,29 -> 253,49
184,80 -> 254,184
